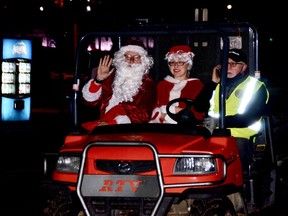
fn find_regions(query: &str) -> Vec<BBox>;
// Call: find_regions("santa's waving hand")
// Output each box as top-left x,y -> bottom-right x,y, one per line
95,55 -> 115,82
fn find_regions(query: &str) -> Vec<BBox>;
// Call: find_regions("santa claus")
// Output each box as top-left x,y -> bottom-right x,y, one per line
149,45 -> 205,124
81,39 -> 157,131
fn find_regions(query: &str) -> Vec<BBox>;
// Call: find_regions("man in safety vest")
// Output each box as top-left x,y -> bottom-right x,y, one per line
203,49 -> 270,175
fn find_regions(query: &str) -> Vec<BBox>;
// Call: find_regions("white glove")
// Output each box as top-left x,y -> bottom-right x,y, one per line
203,117 -> 219,134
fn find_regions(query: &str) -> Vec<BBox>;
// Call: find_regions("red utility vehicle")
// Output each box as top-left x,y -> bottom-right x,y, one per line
42,21 -> 276,216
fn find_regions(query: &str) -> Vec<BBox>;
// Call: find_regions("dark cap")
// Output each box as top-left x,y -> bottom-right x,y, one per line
228,49 -> 247,63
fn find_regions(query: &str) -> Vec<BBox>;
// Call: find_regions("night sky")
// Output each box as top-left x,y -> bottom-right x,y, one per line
0,0 -> 285,85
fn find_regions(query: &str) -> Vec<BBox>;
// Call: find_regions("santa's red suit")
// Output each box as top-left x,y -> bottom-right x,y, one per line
150,75 -> 205,124
81,73 -> 157,131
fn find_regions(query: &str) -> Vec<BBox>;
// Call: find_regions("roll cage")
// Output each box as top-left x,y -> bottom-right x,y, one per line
70,22 -> 259,131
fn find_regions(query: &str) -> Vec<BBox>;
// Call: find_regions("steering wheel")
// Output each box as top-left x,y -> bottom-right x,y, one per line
166,98 -> 199,125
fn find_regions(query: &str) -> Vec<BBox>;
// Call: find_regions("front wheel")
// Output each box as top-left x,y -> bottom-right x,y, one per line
189,197 -> 237,216
40,183 -> 83,216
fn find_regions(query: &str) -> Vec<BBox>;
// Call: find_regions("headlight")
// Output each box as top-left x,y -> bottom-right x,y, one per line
174,157 -> 216,174
56,156 -> 81,173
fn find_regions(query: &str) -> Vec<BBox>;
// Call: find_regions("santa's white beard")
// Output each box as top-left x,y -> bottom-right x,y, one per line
112,62 -> 145,103
105,58 -> 148,114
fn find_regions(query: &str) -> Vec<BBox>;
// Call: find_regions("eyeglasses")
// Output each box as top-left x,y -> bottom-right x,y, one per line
168,61 -> 187,66
124,54 -> 141,62
228,62 -> 244,68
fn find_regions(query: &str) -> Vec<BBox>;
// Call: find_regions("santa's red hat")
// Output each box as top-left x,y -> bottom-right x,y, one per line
119,39 -> 147,55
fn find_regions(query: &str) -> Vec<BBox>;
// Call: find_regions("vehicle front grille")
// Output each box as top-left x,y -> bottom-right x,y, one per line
83,197 -> 157,216
96,160 -> 156,174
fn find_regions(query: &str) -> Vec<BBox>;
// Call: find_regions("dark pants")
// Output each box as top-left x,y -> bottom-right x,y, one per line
235,137 -> 253,177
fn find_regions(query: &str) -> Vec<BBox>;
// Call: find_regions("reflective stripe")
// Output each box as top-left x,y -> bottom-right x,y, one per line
248,120 -> 261,131
208,91 -> 219,118
238,77 -> 257,114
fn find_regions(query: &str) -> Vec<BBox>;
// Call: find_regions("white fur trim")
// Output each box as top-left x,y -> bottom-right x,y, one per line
168,105 -> 176,114
165,76 -> 200,84
187,78 -> 200,81
82,79 -> 102,102
164,75 -> 178,84
164,114 -> 177,124
149,107 -> 162,123
160,105 -> 167,114
169,80 -> 187,102
119,45 -> 146,55
160,104 -> 176,114
165,52 -> 195,61
114,115 -> 131,124
105,94 -> 120,113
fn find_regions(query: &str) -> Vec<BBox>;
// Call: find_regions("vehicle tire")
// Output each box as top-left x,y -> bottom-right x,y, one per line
255,168 -> 276,209
189,197 -> 237,216
40,183 -> 83,216
244,167 -> 276,214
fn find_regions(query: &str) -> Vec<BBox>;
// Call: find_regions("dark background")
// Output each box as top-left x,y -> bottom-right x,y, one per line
1,0 -> 287,113
0,0 -> 285,82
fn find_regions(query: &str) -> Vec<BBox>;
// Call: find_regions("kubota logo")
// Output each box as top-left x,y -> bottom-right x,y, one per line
99,179 -> 143,192
117,162 -> 131,174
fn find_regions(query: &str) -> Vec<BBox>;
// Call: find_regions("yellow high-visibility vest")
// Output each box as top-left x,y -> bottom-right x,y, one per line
208,76 -> 269,139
